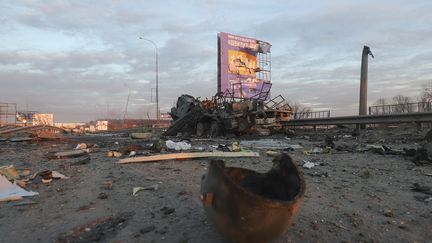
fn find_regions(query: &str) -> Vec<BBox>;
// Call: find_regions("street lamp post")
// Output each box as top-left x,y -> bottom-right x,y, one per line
139,37 -> 159,121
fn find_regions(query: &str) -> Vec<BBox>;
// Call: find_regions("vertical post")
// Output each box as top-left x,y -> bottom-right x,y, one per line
139,37 -> 159,121
217,33 -> 221,94
359,45 -> 373,129
359,46 -> 372,116
156,46 -> 159,121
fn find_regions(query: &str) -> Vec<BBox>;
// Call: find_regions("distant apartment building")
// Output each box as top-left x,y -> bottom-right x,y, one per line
96,120 -> 109,131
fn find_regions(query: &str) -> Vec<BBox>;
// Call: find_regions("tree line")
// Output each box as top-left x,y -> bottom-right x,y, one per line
371,82 -> 432,114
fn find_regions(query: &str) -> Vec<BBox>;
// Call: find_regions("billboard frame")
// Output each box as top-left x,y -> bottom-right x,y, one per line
217,32 -> 272,101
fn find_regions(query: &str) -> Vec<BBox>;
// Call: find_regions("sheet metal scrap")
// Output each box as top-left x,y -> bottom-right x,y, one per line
200,153 -> 305,243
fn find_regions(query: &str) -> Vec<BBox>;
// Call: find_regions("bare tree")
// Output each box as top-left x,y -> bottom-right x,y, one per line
291,102 -> 312,119
392,94 -> 412,113
420,82 -> 432,102
371,98 -> 388,114
373,98 -> 388,106
418,82 -> 432,112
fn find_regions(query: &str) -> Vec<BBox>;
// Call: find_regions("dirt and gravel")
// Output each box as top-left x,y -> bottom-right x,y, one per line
1,127 -> 431,243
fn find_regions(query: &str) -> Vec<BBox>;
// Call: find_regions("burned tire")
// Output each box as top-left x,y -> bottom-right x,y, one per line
196,122 -> 206,137
209,121 -> 219,137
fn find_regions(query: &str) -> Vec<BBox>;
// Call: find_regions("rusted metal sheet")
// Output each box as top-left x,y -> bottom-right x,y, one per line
200,153 -> 305,243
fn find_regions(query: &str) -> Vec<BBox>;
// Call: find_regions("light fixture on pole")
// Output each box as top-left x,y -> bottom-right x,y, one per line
139,37 -> 159,121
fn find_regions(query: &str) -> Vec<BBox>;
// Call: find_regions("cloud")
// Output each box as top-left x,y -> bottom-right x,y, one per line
1,0 -> 431,121
137,80 -> 150,84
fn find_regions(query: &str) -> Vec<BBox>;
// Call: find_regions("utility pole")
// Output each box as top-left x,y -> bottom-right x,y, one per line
123,91 -> 130,121
139,37 -> 159,121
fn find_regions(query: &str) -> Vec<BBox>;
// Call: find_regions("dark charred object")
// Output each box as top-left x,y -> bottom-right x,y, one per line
164,93 -> 292,137
200,153 -> 305,243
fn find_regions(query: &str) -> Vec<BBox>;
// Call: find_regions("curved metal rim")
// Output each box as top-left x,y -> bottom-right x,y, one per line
212,156 -> 306,207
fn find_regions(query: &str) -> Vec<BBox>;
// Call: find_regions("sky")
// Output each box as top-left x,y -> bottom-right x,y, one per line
1,0 -> 431,122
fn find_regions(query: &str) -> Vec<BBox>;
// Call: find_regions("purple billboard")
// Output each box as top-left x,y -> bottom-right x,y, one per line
218,32 -> 271,100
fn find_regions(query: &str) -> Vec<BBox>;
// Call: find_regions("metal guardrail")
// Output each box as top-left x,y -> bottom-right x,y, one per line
292,110 -> 330,120
369,102 -> 432,115
283,112 -> 432,126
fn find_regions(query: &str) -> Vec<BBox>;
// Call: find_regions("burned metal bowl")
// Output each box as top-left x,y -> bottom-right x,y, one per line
200,153 -> 305,243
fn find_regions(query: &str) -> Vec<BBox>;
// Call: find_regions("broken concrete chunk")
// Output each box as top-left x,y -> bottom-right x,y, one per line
52,171 -> 69,179
47,150 -> 87,159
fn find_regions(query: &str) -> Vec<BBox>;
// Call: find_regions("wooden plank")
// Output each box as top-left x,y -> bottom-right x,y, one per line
118,151 -> 260,164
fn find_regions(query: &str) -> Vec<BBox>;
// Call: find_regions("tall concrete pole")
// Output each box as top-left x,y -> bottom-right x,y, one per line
359,45 -> 374,116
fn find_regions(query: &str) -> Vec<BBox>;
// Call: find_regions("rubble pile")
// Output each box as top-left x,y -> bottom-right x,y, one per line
0,125 -> 431,242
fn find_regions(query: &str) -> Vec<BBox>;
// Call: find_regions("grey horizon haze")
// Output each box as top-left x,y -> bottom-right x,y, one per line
1,0 -> 431,122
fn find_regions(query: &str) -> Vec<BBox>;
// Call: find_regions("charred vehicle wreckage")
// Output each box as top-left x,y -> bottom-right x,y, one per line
164,32 -> 293,137
164,91 -> 292,137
